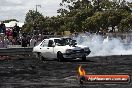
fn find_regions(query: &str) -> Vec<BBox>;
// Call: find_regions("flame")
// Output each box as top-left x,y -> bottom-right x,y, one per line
78,65 -> 86,76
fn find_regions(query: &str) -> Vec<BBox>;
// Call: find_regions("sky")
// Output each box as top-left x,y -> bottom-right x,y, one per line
0,0 -> 131,22
0,0 -> 61,22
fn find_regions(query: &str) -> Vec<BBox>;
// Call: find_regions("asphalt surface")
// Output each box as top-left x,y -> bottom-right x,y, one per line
0,55 -> 132,88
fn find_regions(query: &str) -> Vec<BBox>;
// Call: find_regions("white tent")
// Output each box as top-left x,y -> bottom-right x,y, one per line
4,21 -> 24,28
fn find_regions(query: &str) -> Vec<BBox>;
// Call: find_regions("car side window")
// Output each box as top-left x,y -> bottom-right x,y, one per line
48,40 -> 54,47
40,40 -> 48,47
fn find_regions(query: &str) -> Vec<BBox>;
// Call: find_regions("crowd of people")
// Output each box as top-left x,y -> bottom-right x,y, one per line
0,22 -> 46,48
1,20 -> 131,49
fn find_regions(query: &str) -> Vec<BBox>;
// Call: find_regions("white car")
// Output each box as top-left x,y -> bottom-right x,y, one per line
33,37 -> 91,61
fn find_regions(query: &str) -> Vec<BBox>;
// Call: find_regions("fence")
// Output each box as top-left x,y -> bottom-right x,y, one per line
0,47 -> 33,56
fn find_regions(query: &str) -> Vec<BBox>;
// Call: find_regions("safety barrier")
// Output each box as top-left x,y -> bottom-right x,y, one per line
0,48 -> 33,56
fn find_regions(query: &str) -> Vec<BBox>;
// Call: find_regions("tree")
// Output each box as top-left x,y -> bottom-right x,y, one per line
22,0 -> 132,34
58,0 -> 132,33
118,14 -> 132,32
3,19 -> 18,23
22,10 -> 46,34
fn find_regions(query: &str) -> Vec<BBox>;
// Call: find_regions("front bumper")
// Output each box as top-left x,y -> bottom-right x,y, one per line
63,49 -> 91,59
63,53 -> 85,59
63,52 -> 90,59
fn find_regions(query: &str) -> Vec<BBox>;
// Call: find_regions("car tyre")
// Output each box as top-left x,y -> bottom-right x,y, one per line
38,53 -> 45,61
57,52 -> 64,62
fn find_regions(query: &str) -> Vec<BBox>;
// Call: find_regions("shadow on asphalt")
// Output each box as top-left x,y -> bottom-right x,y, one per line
41,58 -> 95,63
63,59 -> 95,62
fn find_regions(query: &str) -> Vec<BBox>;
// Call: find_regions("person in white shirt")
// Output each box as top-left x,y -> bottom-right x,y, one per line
30,37 -> 37,47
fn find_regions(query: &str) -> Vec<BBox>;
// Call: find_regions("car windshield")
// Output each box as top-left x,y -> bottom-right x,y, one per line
54,38 -> 72,46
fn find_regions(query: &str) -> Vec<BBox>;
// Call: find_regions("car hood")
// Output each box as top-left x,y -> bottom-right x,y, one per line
75,45 -> 88,48
65,45 -> 86,50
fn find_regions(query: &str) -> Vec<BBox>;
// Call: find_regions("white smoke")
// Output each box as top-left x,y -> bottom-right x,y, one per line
74,33 -> 132,57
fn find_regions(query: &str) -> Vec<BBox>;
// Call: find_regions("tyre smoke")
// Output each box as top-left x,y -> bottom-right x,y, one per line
74,34 -> 132,57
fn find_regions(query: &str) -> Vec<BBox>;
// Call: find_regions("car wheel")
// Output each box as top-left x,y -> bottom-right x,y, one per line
82,55 -> 86,61
38,53 -> 45,61
57,52 -> 64,62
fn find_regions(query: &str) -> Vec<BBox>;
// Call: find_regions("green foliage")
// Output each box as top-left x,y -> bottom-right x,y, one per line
23,0 -> 132,34
3,19 -> 18,23
58,0 -> 132,33
118,15 -> 132,32
22,10 -> 46,33
23,10 -> 65,34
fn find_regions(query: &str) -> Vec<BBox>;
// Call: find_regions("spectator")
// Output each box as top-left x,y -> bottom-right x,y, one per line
0,22 -> 2,33
9,29 -> 13,36
12,39 -> 16,45
8,39 -> 13,45
13,23 -> 20,39
30,37 -> 37,47
0,35 -> 4,48
4,36 -> 9,47
12,29 -> 17,39
6,28 -> 12,38
0,21 -> 6,35
16,37 -> 21,45
13,23 -> 20,37
26,34 -> 31,46
36,34 -> 42,45
8,36 -> 13,45
0,35 -> 7,48
21,35 -> 28,47
6,28 -> 10,37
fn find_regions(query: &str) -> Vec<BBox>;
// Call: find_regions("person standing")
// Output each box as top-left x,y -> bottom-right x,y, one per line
4,36 -> 9,48
21,34 -> 28,47
30,37 -> 37,47
0,35 -> 8,48
0,21 -> 6,35
0,35 -> 4,48
13,23 -> 20,39
0,22 -> 2,33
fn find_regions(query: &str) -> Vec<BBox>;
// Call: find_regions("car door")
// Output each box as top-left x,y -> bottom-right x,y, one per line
46,40 -> 55,59
39,39 -> 49,58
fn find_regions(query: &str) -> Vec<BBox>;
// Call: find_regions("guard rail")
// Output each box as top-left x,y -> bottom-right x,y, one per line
0,48 -> 33,56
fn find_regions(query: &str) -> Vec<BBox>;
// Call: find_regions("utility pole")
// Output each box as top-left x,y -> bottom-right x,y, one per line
36,5 -> 41,12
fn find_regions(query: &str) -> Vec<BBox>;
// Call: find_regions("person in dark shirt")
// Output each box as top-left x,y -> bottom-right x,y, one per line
0,22 -> 6,35
21,35 -> 28,47
0,23 -> 2,33
13,23 -> 20,39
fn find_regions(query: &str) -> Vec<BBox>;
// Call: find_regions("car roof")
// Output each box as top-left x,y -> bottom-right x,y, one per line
43,37 -> 73,41
49,38 -> 61,40
61,36 -> 72,38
